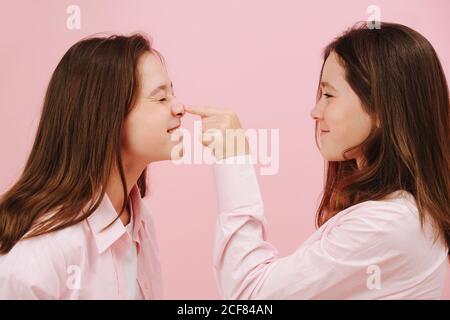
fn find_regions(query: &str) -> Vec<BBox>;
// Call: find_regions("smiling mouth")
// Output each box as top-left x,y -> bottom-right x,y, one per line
167,125 -> 181,134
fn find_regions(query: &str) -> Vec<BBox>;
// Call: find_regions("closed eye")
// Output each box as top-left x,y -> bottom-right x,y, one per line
322,93 -> 333,98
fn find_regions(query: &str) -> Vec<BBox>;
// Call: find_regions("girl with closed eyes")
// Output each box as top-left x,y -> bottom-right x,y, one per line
0,33 -> 185,299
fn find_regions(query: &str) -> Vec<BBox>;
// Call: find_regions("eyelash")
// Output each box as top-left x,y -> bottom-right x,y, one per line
322,93 -> 333,98
158,91 -> 176,103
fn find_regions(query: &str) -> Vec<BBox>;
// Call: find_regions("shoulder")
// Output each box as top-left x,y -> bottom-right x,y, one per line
0,221 -> 88,298
339,190 -> 419,230
322,190 -> 446,263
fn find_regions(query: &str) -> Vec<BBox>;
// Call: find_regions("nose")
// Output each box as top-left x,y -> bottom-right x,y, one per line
310,101 -> 324,121
171,98 -> 185,117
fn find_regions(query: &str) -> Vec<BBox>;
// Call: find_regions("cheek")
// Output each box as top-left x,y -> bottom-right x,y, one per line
323,103 -> 349,146
122,106 -> 170,158
322,101 -> 372,159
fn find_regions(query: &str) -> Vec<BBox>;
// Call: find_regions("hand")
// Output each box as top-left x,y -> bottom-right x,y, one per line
185,105 -> 250,160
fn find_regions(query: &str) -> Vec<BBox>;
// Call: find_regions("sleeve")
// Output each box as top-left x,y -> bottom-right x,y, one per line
212,155 -> 400,299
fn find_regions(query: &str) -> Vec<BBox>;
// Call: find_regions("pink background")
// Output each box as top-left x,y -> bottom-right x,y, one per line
0,0 -> 449,299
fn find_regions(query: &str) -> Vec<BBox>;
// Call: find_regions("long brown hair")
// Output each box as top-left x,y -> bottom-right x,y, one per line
0,33 -> 156,254
315,22 -> 450,254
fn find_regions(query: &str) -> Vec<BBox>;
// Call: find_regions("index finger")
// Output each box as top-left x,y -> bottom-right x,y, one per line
184,105 -> 224,117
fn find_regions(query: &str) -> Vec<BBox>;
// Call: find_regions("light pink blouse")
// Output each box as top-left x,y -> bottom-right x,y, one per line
0,185 -> 162,299
212,156 -> 448,299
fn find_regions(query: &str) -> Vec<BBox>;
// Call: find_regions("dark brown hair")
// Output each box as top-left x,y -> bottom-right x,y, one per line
315,22 -> 450,255
0,33 -> 156,254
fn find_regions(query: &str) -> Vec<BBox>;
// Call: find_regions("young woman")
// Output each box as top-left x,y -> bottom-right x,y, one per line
0,34 -> 185,299
187,22 -> 450,299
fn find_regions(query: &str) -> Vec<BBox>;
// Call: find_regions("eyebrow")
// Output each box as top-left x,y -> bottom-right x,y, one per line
149,82 -> 173,96
320,81 -> 337,91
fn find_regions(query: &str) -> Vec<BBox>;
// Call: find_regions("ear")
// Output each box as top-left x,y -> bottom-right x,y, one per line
375,116 -> 381,128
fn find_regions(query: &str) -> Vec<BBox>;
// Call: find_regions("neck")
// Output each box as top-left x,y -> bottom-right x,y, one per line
105,156 -> 146,225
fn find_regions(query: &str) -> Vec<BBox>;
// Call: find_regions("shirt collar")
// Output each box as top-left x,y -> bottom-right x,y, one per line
87,185 -> 145,254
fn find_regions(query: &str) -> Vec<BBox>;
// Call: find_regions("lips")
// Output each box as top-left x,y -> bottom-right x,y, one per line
167,125 -> 181,134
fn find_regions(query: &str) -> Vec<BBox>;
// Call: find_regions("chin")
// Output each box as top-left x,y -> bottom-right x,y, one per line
320,149 -> 345,162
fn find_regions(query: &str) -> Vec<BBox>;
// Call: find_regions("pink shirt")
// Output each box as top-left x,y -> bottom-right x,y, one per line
212,156 -> 449,299
0,185 -> 162,299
